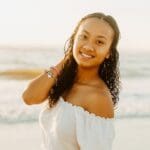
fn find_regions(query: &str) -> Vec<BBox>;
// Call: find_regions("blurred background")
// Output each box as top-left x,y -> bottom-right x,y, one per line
0,0 -> 150,150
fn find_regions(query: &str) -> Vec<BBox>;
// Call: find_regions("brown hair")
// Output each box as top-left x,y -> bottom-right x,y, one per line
48,12 -> 121,108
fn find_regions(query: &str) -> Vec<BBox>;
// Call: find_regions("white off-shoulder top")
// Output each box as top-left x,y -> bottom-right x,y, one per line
39,97 -> 115,150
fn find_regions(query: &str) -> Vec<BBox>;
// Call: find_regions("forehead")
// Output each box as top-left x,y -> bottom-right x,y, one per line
77,17 -> 114,39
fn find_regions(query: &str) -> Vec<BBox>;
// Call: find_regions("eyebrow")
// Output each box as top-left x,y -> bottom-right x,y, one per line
82,29 -> 107,40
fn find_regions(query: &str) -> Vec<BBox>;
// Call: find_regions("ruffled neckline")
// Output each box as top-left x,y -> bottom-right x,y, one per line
59,97 -> 114,121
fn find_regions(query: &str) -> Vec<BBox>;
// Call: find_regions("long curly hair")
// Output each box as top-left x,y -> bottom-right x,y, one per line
48,12 -> 121,108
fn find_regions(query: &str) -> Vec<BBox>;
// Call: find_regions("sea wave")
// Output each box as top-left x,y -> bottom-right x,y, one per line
0,48 -> 150,79
0,65 -> 150,80
0,69 -> 43,80
0,98 -> 150,123
0,106 -> 39,124
0,48 -> 150,123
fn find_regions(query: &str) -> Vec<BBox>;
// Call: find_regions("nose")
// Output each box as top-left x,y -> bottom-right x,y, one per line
82,44 -> 94,51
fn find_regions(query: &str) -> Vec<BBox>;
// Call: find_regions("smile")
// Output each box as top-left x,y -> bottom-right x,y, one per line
79,51 -> 94,59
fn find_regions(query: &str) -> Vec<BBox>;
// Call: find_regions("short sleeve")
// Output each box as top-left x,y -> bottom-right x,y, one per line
75,108 -> 115,150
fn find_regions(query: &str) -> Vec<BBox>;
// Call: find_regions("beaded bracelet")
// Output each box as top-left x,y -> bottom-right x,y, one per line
45,68 -> 57,83
50,66 -> 60,76
45,66 -> 61,83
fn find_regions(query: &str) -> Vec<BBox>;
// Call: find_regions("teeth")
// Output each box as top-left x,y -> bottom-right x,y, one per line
81,52 -> 92,58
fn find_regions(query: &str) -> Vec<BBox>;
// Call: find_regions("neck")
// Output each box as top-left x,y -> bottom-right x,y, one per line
75,66 -> 101,84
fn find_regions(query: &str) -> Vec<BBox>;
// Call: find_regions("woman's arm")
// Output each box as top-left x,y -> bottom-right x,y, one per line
22,59 -> 64,105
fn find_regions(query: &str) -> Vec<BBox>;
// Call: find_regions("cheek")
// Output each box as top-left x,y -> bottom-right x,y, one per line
72,42 -> 79,60
96,49 -> 109,62
73,38 -> 81,49
97,44 -> 110,56
72,39 -> 81,55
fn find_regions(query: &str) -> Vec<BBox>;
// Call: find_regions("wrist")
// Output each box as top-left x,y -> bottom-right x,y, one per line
45,66 -> 59,83
50,66 -> 60,77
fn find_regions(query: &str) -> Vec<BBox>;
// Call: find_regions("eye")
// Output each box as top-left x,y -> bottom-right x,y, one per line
79,34 -> 88,40
96,40 -> 104,45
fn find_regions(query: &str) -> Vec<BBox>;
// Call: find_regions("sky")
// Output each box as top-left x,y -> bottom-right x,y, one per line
0,0 -> 150,51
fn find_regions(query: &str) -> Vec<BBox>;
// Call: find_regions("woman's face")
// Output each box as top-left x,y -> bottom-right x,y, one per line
72,17 -> 114,68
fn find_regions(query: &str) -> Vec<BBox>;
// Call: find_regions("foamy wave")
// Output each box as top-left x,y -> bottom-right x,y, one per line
0,101 -> 150,123
0,105 -> 41,123
116,103 -> 150,118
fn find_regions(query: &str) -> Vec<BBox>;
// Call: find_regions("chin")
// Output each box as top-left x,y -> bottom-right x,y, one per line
76,60 -> 99,69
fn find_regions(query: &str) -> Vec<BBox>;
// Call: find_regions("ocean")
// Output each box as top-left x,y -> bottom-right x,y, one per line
0,47 -> 150,123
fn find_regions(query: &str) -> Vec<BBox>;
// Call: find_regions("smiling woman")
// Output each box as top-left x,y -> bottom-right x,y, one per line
22,12 -> 121,150
72,17 -> 114,68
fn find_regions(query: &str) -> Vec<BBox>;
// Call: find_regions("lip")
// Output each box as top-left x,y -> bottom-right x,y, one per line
79,51 -> 95,60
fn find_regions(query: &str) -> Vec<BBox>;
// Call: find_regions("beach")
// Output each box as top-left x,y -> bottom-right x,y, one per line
113,118 -> 150,150
0,48 -> 150,150
1,118 -> 150,150
0,122 -> 41,150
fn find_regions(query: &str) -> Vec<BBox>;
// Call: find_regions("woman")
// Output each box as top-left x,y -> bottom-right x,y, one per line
22,12 -> 121,150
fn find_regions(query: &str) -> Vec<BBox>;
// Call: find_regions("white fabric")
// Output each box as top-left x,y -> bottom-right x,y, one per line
39,97 -> 115,150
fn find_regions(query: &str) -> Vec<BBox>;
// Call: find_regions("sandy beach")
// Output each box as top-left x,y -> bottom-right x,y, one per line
0,118 -> 150,150
113,118 -> 150,150
0,122 -> 41,150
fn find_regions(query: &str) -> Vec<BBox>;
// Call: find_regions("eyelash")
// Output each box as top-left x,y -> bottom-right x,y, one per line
79,34 -> 87,40
96,40 -> 104,45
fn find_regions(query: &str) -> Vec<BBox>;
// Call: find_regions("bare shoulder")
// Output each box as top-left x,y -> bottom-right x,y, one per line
85,89 -> 114,118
